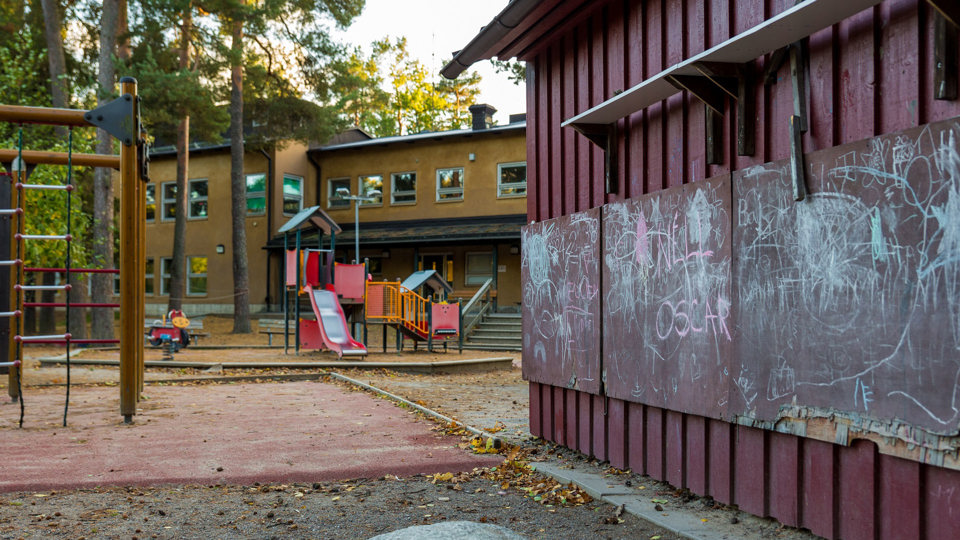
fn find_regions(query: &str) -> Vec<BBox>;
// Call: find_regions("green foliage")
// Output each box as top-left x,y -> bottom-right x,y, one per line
490,59 -> 526,85
3,130 -> 95,269
332,37 -> 484,137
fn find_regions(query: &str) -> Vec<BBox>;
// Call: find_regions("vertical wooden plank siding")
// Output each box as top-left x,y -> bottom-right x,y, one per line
665,410 -> 684,487
684,415 -> 707,495
734,425 -> 767,517
878,454 -> 921,539
707,418 -> 733,505
801,438 -> 836,539
562,36 -> 577,216
923,464 -> 960,539
522,1 -> 960,538
838,440 -> 877,540
564,388 -> 578,451
578,390 -> 592,455
768,432 -> 801,528
528,382 -> 542,438
607,398 -> 627,469
626,402 -> 645,474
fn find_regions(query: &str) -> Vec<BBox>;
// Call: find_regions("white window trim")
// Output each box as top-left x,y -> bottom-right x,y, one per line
390,171 -> 417,205
497,161 -> 527,198
145,257 -> 155,296
436,167 -> 464,202
245,173 -> 266,216
160,257 -> 173,295
465,251 -> 494,286
188,178 -> 208,220
327,177 -> 351,209
145,184 -> 156,222
359,174 -> 384,207
283,174 -> 304,215
186,256 -> 208,296
161,182 -> 177,222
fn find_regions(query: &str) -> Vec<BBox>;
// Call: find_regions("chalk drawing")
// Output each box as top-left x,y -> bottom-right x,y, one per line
603,176 -> 733,414
522,209 -> 601,392
734,120 -> 960,434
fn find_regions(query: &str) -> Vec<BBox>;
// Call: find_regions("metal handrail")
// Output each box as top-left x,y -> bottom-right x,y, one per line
462,278 -> 494,315
461,278 -> 494,336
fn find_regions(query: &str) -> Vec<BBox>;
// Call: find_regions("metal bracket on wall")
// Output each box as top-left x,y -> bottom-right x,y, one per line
693,61 -> 756,158
84,94 -> 135,146
932,5 -> 958,100
571,123 -> 619,194
789,115 -> 807,201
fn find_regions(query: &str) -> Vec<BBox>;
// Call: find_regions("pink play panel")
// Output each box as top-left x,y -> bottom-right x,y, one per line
0,380 -> 498,493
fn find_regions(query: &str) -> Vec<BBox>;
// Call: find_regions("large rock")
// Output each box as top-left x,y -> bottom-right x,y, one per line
369,520 -> 524,539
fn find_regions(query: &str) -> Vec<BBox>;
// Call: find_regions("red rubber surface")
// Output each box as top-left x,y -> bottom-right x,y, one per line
0,380 -> 498,493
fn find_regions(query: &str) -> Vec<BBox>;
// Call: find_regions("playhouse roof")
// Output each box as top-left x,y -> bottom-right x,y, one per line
401,270 -> 454,296
277,206 -> 342,235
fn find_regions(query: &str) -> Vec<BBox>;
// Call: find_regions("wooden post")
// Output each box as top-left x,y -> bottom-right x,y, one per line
118,77 -> 140,423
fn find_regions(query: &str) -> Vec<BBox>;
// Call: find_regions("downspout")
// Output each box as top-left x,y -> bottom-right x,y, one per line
260,148 -> 274,309
307,150 -> 324,253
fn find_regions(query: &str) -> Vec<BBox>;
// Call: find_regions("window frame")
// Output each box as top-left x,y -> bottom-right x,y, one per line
186,256 -> 208,296
188,178 -> 209,220
390,171 -> 417,205
282,174 -> 304,216
160,257 -> 173,295
497,161 -> 527,198
327,177 -> 351,209
435,167 -> 464,202
245,173 -> 266,216
358,174 -> 384,206
465,251 -> 494,286
161,182 -> 177,222
145,184 -> 156,222
144,257 -> 155,296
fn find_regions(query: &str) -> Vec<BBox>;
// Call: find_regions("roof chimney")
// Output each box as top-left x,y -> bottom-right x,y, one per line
469,104 -> 497,130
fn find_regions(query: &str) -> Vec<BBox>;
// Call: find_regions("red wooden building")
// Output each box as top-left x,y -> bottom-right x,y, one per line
445,1 -> 960,538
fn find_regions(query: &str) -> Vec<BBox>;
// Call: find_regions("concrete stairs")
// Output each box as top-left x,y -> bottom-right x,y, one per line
463,312 -> 522,351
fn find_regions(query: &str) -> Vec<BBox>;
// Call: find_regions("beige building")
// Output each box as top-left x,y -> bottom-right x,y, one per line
143,105 -> 526,315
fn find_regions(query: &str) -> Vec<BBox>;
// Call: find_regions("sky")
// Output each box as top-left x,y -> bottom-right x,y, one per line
332,0 -> 526,125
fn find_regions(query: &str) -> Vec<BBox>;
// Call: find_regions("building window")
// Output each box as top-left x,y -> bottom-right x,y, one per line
246,173 -> 266,215
328,177 -> 350,209
498,162 -> 527,198
465,252 -> 493,285
145,258 -> 155,296
187,256 -> 208,296
189,179 -> 208,219
283,174 -> 303,215
436,167 -> 463,202
367,257 -> 383,276
391,172 -> 416,204
146,184 -> 155,222
161,182 -> 177,221
359,174 -> 383,206
161,257 -> 173,295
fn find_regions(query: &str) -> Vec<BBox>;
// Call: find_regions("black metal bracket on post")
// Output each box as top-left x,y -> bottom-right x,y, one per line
571,123 -> 619,195
790,41 -> 809,133
790,115 -> 807,201
932,1 -> 958,100
84,94 -> 135,146
690,61 -> 757,159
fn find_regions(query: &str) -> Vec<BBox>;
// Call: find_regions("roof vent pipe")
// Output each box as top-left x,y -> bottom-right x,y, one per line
469,104 -> 497,130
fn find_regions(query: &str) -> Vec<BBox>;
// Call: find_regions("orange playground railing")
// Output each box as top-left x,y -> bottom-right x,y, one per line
365,281 -> 429,338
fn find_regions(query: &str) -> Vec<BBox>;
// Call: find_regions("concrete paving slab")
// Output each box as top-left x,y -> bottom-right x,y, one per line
0,380 -> 499,493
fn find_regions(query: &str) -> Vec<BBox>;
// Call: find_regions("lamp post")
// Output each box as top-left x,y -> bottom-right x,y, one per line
336,187 -> 381,263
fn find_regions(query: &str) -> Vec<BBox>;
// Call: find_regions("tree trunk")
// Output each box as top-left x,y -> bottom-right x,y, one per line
38,273 -> 56,334
168,5 -> 192,313
91,0 -> 120,339
41,0 -> 88,339
230,17 -> 251,333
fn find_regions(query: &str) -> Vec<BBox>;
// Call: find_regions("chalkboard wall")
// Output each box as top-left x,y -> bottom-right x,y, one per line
521,117 -> 960,435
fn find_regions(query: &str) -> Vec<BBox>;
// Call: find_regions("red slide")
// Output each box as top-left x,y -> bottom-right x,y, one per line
300,285 -> 367,358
